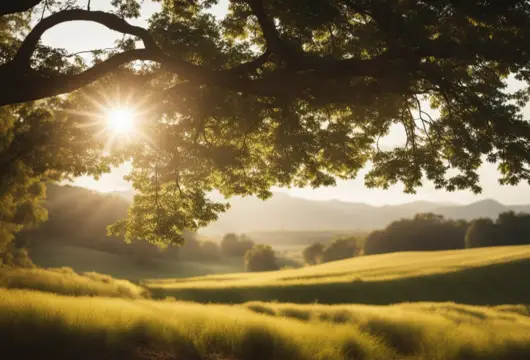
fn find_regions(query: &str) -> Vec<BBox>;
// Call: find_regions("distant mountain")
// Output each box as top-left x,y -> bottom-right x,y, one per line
434,199 -> 530,221
109,189 -> 135,202
199,194 -> 530,235
52,185 -> 530,235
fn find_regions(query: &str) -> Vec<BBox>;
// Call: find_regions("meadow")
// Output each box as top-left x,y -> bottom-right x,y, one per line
145,245 -> 530,304
3,245 -> 530,359
0,266 -> 147,298
29,245 -> 246,281
2,288 -> 530,360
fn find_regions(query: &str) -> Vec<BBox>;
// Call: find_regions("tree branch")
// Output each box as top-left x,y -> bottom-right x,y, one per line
244,0 -> 287,56
0,0 -> 43,16
0,49 -> 153,106
226,50 -> 271,75
13,10 -> 159,68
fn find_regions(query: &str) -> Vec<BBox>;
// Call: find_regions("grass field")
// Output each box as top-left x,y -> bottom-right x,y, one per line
0,266 -> 147,298
29,245 -> 245,280
2,288 -> 530,360
146,245 -> 530,304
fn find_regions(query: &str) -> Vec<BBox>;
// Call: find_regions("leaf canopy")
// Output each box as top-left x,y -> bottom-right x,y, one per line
2,0 -> 530,245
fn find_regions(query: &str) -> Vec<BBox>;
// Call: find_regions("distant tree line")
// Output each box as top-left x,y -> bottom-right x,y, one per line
465,212 -> 530,249
15,185 -> 283,272
364,213 -> 468,255
303,211 -> 530,265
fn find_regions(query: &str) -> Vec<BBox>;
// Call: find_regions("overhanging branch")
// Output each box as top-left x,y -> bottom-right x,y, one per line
0,0 -> 43,16
13,9 -> 159,68
0,49 -> 154,106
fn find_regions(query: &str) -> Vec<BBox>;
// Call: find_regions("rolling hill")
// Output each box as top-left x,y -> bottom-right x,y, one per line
145,245 -> 530,305
4,244 -> 530,360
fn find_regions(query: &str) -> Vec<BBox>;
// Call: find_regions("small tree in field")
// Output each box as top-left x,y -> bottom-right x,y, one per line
303,243 -> 324,265
244,245 -> 278,272
465,218 -> 499,248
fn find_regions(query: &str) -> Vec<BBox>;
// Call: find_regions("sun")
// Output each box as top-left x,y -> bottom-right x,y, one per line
107,108 -> 135,135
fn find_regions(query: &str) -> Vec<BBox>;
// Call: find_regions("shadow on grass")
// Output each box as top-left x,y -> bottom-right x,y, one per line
150,259 -> 530,305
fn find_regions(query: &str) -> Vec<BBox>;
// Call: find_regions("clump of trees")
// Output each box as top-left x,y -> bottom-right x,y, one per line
364,214 -> 468,255
466,212 -> 530,249
244,245 -> 279,272
220,233 -> 255,257
303,237 -> 362,265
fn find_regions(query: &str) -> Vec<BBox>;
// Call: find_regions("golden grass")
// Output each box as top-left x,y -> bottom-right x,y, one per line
0,266 -> 147,298
147,245 -> 530,289
144,245 -> 530,304
2,288 -> 530,360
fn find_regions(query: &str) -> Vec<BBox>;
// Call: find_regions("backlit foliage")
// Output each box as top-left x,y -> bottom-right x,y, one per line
2,1 -> 530,246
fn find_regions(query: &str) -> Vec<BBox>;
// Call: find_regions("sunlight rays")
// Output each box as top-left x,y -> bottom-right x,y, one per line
107,108 -> 135,135
66,85 -> 158,154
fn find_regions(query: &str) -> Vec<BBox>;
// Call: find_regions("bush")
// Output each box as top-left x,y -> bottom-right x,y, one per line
244,245 -> 279,272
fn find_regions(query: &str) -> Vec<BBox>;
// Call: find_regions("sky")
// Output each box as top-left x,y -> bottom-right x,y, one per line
43,0 -> 530,206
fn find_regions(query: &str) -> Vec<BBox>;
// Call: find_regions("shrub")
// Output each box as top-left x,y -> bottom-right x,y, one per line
244,245 -> 279,272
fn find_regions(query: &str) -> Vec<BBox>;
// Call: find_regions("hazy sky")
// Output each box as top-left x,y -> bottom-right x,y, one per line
44,0 -> 530,205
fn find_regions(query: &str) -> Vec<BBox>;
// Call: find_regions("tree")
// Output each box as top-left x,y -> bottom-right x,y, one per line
465,218 -> 499,248
220,233 -> 239,256
495,211 -> 530,246
364,213 -> 467,255
302,243 -> 324,265
3,1 -> 530,250
321,238 -> 359,263
199,240 -> 221,261
0,97 -> 110,265
220,233 -> 254,257
244,244 -> 278,272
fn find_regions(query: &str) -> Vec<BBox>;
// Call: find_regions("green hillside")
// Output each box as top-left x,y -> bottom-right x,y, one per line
29,245 -> 245,281
146,245 -> 530,304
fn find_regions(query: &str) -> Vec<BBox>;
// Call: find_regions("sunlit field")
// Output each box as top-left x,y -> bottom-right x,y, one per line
0,266 -> 147,298
2,288 -> 530,360
146,245 -> 530,304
